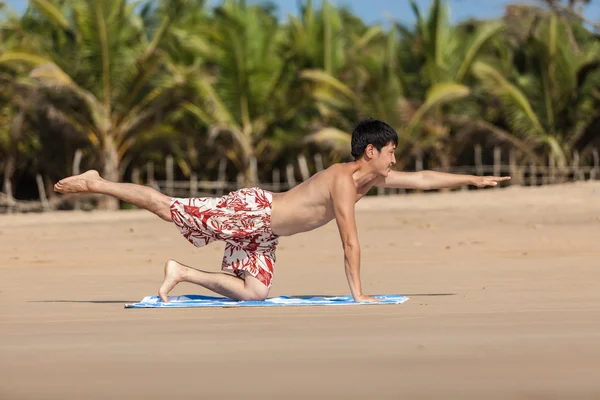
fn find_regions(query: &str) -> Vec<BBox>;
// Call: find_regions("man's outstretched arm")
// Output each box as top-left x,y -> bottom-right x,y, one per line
379,170 -> 511,190
331,174 -> 378,303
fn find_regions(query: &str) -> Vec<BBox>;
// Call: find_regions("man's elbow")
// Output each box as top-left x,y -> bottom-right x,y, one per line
343,242 -> 360,253
412,171 -> 431,190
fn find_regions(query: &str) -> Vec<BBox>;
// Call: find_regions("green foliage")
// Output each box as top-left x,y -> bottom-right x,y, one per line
0,0 -> 599,201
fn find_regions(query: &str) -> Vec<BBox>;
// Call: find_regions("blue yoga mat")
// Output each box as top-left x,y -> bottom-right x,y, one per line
124,294 -> 409,308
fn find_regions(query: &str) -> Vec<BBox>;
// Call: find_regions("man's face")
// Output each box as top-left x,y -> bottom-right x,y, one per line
374,142 -> 396,176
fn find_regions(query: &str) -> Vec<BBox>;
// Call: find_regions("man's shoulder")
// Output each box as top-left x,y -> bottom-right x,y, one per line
324,164 -> 355,194
323,162 -> 351,176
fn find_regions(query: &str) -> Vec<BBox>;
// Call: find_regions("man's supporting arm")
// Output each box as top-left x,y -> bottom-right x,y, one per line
331,174 -> 377,302
379,170 -> 511,190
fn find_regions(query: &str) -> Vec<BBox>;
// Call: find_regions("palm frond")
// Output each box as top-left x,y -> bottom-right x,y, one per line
300,69 -> 359,102
30,0 -> 70,31
406,82 -> 470,135
473,61 -> 545,137
455,22 -> 503,82
304,127 -> 351,157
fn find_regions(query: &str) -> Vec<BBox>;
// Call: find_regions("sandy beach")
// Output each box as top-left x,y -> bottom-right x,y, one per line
1,182 -> 600,399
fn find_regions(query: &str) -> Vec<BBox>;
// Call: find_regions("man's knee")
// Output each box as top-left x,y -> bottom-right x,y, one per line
245,291 -> 268,301
244,281 -> 269,301
156,196 -> 172,222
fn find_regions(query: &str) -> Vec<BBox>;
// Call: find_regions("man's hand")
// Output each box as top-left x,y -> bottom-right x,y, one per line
471,176 -> 511,188
353,294 -> 381,303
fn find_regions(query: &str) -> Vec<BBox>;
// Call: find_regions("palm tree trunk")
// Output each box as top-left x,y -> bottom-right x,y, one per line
2,156 -> 15,199
3,107 -> 25,200
243,155 -> 258,187
100,138 -> 120,210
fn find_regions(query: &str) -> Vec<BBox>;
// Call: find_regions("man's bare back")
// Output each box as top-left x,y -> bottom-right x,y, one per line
270,163 -> 378,237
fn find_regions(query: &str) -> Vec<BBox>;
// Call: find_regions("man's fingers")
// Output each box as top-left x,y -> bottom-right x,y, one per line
484,176 -> 511,184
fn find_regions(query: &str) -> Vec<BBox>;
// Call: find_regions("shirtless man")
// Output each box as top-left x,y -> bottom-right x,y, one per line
54,119 -> 509,303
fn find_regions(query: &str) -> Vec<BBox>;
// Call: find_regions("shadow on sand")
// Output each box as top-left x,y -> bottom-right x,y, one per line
29,293 -> 456,304
29,300 -> 138,304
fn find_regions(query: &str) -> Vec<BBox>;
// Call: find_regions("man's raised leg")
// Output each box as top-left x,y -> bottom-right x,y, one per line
54,170 -> 172,221
158,259 -> 269,302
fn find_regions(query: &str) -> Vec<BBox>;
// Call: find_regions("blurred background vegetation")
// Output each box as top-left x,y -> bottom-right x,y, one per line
1,0 -> 599,209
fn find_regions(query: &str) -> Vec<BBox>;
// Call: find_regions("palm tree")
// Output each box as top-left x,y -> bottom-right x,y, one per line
473,12 -> 600,167
287,1 -> 391,161
302,0 -> 504,169
0,0 -> 194,209
183,0 -> 310,186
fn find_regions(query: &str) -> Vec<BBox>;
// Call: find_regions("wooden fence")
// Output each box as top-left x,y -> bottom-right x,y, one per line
1,146 -> 599,212
144,146 -> 600,198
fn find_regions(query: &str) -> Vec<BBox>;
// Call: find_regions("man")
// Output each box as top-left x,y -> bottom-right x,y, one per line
54,119 -> 509,303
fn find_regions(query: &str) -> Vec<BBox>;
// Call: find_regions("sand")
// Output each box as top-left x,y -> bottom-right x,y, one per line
1,182 -> 600,399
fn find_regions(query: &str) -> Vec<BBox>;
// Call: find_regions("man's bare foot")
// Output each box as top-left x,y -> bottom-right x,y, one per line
54,170 -> 101,194
158,259 -> 188,302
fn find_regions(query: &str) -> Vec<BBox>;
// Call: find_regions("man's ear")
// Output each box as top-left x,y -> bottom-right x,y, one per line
365,144 -> 376,159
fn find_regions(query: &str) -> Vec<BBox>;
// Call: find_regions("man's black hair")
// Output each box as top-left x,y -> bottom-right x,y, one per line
350,118 -> 398,160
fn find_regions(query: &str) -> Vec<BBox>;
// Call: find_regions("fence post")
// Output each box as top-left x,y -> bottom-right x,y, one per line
493,146 -> 501,181
217,158 -> 227,195
572,150 -> 581,181
286,164 -> 296,188
146,161 -> 155,186
166,155 -> 174,196
475,144 -> 483,176
131,168 -> 140,184
509,149 -> 518,186
190,173 -> 198,197
548,154 -> 555,184
529,162 -> 537,186
72,149 -> 82,210
272,169 -> 281,192
36,174 -> 49,211
414,152 -> 424,194
249,156 -> 258,187
591,148 -> 599,181
314,154 -> 324,172
415,152 -> 423,172
298,154 -> 310,181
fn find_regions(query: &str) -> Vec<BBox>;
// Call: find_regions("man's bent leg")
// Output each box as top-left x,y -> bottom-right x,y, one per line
54,170 -> 172,221
158,259 -> 269,302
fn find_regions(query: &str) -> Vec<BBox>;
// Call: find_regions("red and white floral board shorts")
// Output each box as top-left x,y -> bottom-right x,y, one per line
170,188 -> 278,288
